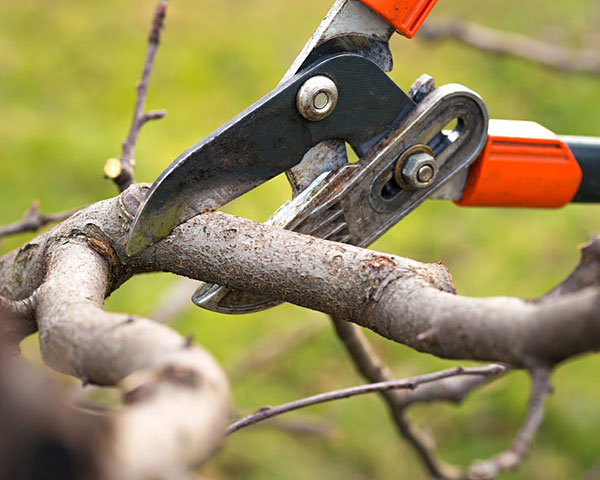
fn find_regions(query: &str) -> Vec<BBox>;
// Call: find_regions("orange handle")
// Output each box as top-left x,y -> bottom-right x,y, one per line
359,0 -> 439,38
455,120 -> 583,208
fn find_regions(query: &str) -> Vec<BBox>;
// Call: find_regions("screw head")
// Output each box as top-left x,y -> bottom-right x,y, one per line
417,164 -> 434,183
394,145 -> 438,190
297,75 -> 338,121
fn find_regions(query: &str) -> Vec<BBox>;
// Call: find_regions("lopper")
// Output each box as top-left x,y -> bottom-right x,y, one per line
126,0 -> 600,314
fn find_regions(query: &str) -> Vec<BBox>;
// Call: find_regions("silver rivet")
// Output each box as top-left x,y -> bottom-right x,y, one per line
417,165 -> 434,183
394,145 -> 438,190
297,75 -> 338,121
313,92 -> 330,110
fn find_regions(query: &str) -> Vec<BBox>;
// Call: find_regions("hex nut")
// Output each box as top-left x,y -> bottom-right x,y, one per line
394,145 -> 438,190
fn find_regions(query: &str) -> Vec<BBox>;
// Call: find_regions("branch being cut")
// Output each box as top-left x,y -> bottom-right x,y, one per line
226,365 -> 504,435
420,20 -> 600,74
116,184 -> 599,369
105,0 -> 168,192
0,184 -> 598,477
3,184 -> 597,368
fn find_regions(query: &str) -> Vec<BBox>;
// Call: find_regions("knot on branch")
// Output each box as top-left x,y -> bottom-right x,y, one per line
118,183 -> 149,222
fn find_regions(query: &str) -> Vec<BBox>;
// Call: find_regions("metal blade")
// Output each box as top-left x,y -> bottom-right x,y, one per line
283,0 -> 396,195
283,0 -> 394,81
193,83 -> 489,313
126,53 -> 415,255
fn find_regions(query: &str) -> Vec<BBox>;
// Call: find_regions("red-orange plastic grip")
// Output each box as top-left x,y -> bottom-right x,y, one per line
456,120 -> 582,208
359,0 -> 439,38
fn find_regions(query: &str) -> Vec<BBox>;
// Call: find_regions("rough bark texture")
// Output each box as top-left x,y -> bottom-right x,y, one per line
0,187 -> 231,479
2,183 -> 599,368
0,183 -> 598,478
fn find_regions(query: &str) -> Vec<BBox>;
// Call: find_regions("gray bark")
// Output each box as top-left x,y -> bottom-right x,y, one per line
0,182 -> 598,477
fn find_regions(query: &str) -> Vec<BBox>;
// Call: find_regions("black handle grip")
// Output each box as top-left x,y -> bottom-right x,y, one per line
562,136 -> 600,203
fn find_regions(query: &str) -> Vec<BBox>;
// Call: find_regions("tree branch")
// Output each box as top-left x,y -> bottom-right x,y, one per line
225,364 -> 504,435
0,201 -> 80,239
2,184 -> 597,370
331,318 -> 494,479
118,184 -> 599,369
468,368 -> 552,479
105,0 -> 168,192
0,294 -> 37,347
582,458 -> 600,480
420,20 -> 600,74
34,240 -> 230,478
0,184 -> 597,477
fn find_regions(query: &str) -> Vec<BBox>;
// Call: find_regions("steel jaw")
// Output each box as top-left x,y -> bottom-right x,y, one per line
193,83 -> 490,314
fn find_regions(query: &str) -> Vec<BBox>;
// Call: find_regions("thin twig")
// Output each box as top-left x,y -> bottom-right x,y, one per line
420,20 -> 600,74
0,201 -> 80,239
332,318 -> 472,479
226,364 -> 505,435
150,277 -> 198,323
582,458 -> 600,480
105,0 -> 168,192
468,368 -> 552,479
232,409 -> 335,438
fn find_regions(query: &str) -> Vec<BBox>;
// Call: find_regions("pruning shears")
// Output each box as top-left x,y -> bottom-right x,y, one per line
126,0 -> 600,314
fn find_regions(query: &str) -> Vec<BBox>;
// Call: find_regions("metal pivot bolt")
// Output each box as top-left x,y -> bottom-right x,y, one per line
297,75 -> 338,121
395,144 -> 438,190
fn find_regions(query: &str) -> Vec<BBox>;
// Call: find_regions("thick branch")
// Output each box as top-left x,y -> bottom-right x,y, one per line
2,184 -> 597,369
116,184 -> 599,368
420,20 -> 600,74
0,184 -> 595,477
35,240 -> 229,479
0,294 -> 36,346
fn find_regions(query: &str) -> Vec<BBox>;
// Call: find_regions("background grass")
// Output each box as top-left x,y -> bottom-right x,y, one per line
1,0 -> 599,478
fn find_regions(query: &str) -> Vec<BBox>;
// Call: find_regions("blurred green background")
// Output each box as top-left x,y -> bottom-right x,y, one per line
1,0 -> 599,478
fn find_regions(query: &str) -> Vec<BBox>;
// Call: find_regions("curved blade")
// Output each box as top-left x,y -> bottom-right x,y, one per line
126,53 -> 414,255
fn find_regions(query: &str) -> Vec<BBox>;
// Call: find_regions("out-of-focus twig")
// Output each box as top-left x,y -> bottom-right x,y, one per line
232,409 -> 335,438
227,321 -> 326,381
420,20 -> 600,74
0,201 -> 80,239
226,364 -> 505,435
150,277 -> 198,323
468,368 -> 552,479
105,0 -> 168,192
582,458 -> 600,480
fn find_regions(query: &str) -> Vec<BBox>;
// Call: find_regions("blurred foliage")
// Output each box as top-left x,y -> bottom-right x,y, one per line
1,0 -> 600,478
